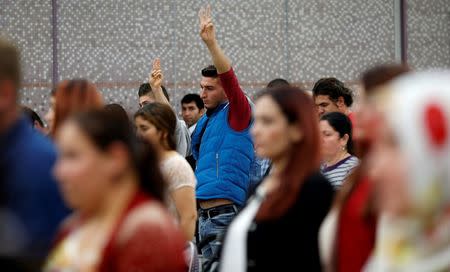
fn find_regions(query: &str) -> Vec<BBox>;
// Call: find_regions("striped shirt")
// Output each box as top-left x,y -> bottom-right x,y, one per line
321,156 -> 359,188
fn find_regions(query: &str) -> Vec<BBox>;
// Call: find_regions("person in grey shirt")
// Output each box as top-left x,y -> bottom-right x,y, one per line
137,69 -> 191,158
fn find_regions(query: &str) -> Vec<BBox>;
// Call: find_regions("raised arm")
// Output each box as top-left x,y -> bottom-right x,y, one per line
148,58 -> 170,106
199,5 -> 231,73
148,58 -> 191,157
199,5 -> 251,131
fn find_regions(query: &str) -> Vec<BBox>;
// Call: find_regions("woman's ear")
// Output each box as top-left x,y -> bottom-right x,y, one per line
106,142 -> 129,180
340,133 -> 349,147
288,123 -> 303,143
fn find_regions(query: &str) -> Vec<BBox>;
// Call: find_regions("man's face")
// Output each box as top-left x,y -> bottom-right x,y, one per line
314,95 -> 341,117
181,101 -> 204,127
0,80 -> 16,118
200,76 -> 227,109
139,93 -> 155,108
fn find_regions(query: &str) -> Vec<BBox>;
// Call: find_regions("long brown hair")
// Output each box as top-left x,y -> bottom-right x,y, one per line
52,79 -> 103,136
134,103 -> 177,151
256,87 -> 321,221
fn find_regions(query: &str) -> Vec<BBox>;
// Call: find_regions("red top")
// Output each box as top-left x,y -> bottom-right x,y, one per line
218,68 -> 252,132
336,177 -> 376,272
348,111 -> 356,127
51,192 -> 187,272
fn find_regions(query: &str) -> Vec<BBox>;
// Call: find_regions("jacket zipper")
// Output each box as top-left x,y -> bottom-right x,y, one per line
216,153 -> 219,178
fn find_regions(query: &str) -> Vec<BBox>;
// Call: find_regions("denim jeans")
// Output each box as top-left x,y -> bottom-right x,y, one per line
198,209 -> 237,265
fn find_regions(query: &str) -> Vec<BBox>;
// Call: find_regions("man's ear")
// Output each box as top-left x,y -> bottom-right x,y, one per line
337,96 -> 346,109
33,120 -> 41,129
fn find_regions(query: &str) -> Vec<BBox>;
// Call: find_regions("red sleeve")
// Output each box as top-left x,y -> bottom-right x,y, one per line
218,68 -> 251,131
115,223 -> 187,272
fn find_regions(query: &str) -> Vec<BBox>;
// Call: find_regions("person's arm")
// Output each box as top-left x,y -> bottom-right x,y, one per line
148,58 -> 170,106
170,187 -> 197,241
149,59 -> 191,157
199,5 -> 251,131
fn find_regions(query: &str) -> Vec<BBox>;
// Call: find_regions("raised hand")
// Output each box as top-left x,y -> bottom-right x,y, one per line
149,58 -> 163,90
198,5 -> 216,46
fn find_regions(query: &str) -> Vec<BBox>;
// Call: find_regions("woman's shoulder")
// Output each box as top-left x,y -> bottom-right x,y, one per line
116,200 -> 179,244
108,199 -> 187,271
161,152 -> 197,189
162,152 -> 192,171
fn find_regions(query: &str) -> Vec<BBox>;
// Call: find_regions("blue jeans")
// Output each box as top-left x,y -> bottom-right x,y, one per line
198,209 -> 237,263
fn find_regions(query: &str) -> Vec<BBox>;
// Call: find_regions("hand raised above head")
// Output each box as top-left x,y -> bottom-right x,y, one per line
149,58 -> 163,90
198,5 -> 216,45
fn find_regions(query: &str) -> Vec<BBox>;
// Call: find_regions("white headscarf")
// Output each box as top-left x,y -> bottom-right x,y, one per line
366,70 -> 450,272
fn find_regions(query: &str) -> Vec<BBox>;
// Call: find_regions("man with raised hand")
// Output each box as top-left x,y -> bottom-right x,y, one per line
143,58 -> 192,158
192,5 -> 254,265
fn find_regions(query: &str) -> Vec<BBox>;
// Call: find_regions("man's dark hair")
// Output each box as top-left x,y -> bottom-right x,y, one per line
267,78 -> 290,88
138,83 -> 170,102
201,65 -> 218,78
181,93 -> 204,110
361,64 -> 410,95
312,77 -> 353,107
21,106 -> 44,127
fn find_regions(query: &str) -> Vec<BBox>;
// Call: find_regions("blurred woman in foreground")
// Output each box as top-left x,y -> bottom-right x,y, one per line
45,109 -> 186,272
366,71 -> 450,271
220,87 -> 334,271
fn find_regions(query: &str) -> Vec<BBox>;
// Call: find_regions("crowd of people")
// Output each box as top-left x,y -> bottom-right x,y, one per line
1,4 -> 450,272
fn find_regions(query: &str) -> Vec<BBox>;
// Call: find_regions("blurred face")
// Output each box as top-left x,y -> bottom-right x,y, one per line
200,77 -> 227,109
314,95 -> 340,117
368,119 -> 410,216
319,120 -> 348,161
181,101 -> 203,127
251,96 -> 300,161
53,121 -> 117,213
44,95 -> 55,132
0,80 -> 16,119
139,94 -> 155,108
135,116 -> 164,147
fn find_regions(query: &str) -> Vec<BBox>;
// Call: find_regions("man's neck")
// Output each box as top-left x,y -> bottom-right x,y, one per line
0,107 -> 19,134
206,100 -> 228,116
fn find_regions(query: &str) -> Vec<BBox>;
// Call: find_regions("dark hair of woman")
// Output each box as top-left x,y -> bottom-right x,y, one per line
70,109 -> 166,202
134,102 -> 177,151
320,111 -> 354,155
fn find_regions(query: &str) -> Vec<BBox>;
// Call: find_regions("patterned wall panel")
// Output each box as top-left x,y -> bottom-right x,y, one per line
2,0 -> 449,121
407,0 -> 450,69
287,0 -> 396,83
57,0 -> 178,115
1,0 -> 53,115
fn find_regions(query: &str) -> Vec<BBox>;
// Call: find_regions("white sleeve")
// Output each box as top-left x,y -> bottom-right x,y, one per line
163,155 -> 197,192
